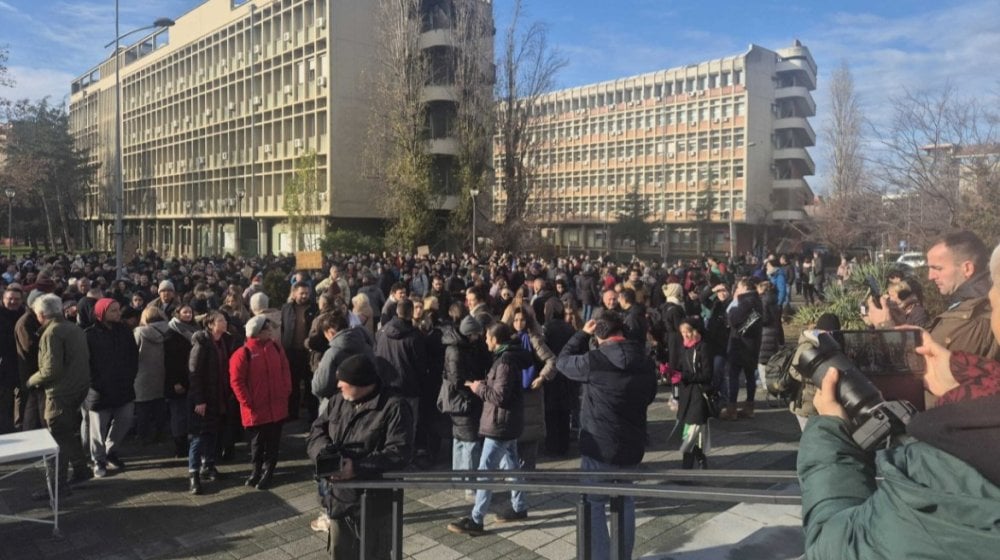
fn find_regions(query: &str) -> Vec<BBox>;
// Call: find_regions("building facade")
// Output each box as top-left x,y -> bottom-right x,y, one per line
69,0 -> 490,257
493,41 -> 816,257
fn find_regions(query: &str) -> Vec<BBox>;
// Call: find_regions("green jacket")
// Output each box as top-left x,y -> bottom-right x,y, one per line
798,416 -> 1000,559
28,318 -> 91,416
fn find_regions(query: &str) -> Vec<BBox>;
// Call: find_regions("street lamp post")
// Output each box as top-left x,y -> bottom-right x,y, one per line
469,188 -> 479,255
4,188 -> 14,259
106,3 -> 174,278
236,187 -> 246,257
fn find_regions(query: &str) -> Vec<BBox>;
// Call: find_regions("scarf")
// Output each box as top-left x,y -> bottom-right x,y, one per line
517,330 -> 537,389
169,317 -> 199,343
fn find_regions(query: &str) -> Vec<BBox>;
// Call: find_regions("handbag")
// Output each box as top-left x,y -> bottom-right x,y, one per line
436,381 -> 470,415
735,309 -> 761,336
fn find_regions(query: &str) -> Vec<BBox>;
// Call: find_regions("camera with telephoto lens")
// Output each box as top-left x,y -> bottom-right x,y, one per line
796,330 -> 918,451
315,444 -> 343,479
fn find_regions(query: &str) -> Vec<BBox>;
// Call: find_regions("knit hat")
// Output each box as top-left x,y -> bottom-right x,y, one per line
336,354 -> 379,387
815,313 -> 841,332
94,298 -> 116,322
661,282 -> 683,303
249,292 -> 269,314
158,280 -> 175,292
459,315 -> 483,337
63,299 -> 78,312
245,316 -> 271,339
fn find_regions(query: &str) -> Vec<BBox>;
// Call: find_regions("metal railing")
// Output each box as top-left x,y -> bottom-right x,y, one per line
329,469 -> 800,560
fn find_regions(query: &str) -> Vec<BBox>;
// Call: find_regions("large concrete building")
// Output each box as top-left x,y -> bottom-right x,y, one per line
69,0 -> 489,257
493,41 -> 816,257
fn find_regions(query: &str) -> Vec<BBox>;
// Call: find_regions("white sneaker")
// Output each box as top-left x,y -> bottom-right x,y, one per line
310,512 -> 331,532
93,462 -> 108,478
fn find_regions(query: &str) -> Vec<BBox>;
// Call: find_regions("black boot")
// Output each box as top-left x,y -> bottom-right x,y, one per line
681,452 -> 695,470
200,464 -> 223,481
189,472 -> 202,495
694,447 -> 709,470
245,462 -> 263,487
255,462 -> 275,490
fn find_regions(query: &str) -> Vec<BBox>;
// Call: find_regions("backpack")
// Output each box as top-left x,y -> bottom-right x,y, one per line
764,343 -> 800,398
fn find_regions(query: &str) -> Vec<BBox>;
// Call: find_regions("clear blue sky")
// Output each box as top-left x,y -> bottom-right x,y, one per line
2,0 -> 998,189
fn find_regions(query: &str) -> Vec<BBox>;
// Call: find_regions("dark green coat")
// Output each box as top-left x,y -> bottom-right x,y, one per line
797,416 -> 1000,559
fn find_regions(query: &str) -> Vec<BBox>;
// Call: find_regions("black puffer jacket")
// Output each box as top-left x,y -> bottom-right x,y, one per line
187,330 -> 235,433
556,331 -> 658,466
676,339 -> 713,426
0,305 -> 22,389
374,317 -> 427,399
83,322 -> 139,411
441,326 -> 490,441
475,344 -> 533,441
727,291 -> 763,368
307,386 -> 414,518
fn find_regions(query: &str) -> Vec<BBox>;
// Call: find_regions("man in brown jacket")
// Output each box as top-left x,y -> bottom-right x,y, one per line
869,231 -> 1000,407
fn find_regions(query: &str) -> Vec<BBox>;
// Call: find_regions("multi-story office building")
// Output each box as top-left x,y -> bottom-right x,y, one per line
493,41 -> 816,257
69,0 -> 489,256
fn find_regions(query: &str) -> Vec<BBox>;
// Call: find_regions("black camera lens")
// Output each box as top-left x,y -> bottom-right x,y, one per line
796,332 -> 885,421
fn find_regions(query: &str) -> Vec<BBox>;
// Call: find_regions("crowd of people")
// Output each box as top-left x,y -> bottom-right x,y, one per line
4,231 -> 997,559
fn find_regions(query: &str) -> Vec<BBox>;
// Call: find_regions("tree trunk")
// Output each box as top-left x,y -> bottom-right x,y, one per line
39,195 -> 57,253
55,187 -> 74,252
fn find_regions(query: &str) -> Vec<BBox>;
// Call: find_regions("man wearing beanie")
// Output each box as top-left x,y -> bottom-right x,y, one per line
306,354 -> 414,558
83,298 -> 139,478
146,280 -> 179,319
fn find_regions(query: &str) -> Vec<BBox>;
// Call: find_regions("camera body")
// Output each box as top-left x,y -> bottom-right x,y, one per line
796,330 -> 918,451
315,444 -> 344,479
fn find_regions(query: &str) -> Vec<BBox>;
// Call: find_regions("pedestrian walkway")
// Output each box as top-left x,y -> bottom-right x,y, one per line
0,388 -> 803,560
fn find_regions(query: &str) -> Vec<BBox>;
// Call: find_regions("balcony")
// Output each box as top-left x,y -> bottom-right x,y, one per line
419,29 -> 455,50
773,117 -> 815,145
775,59 -> 816,88
774,87 -> 816,115
773,178 -> 810,191
427,137 -> 459,156
772,209 -> 807,221
420,85 -> 457,103
774,147 -> 815,174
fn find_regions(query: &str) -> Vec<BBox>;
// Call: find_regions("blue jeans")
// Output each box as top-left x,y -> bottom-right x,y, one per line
712,355 -> 728,395
581,455 -> 635,560
188,432 -> 217,472
471,437 -> 525,524
453,439 -> 482,472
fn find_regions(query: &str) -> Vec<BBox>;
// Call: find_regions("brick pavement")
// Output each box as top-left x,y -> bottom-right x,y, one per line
0,386 -> 804,560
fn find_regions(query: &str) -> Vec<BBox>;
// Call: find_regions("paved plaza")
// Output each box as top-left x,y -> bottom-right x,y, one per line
0,387 -> 804,560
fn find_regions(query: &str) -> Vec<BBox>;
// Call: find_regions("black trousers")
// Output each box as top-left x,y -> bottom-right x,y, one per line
46,400 -> 88,482
286,349 -> 317,421
246,422 -> 282,468
544,408 -> 571,455
16,386 -> 46,431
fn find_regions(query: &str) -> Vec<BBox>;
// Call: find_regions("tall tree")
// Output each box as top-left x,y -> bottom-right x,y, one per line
494,0 -> 566,251
283,150 -> 319,251
365,0 -> 438,250
808,61 -> 883,253
1,99 -> 96,251
611,182 -> 652,250
448,0 -> 496,247
874,86 -> 1000,249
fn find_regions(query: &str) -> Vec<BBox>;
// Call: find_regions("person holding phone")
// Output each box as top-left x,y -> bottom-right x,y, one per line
797,243 -> 1000,559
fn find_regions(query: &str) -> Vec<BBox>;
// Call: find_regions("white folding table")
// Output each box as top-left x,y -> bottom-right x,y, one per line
0,429 -> 60,536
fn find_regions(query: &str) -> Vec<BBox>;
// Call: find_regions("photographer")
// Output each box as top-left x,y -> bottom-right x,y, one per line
797,245 -> 1000,559
306,354 -> 414,558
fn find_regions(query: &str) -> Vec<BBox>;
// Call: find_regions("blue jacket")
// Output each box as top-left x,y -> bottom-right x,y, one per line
769,267 -> 789,306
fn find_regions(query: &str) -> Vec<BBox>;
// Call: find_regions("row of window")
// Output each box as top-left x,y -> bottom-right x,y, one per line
529,69 -> 745,117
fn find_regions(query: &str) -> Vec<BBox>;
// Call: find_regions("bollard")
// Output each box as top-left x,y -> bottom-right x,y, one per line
577,494 -> 592,560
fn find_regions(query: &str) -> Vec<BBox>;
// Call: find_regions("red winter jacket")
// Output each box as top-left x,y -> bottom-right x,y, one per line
229,337 -> 292,427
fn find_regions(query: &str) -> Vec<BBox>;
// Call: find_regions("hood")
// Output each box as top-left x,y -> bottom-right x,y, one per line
597,339 -> 648,371
168,317 -> 199,342
137,321 -> 171,343
907,393 -> 1000,487
380,317 -> 417,340
330,326 -> 372,354
496,344 -> 534,369
440,324 -> 465,346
